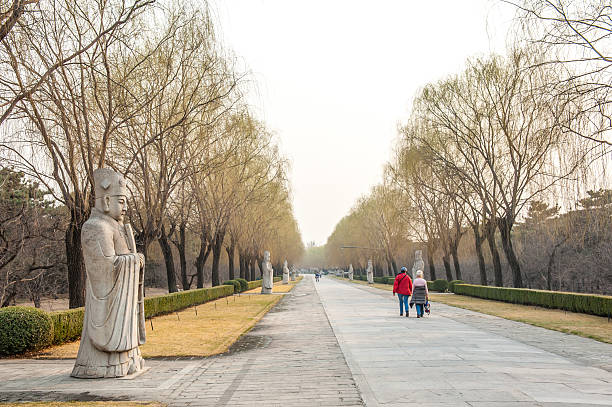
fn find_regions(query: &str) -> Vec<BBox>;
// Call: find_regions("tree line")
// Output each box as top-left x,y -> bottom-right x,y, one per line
325,0 -> 612,295
0,0 -> 304,308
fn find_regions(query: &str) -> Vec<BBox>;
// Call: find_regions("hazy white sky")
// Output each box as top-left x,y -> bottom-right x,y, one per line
212,1 -> 516,246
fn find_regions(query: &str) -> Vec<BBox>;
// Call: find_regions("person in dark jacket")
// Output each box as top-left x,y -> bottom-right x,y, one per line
393,267 -> 413,317
411,270 -> 429,318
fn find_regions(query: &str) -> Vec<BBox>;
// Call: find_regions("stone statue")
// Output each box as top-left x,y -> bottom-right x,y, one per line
290,265 -> 296,281
72,168 -> 145,379
348,264 -> 354,280
282,260 -> 289,284
412,250 -> 425,279
366,259 -> 374,284
261,251 -> 274,294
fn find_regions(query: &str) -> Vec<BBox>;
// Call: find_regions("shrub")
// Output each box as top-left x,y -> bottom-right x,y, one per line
144,285 -> 233,318
0,306 -> 54,355
235,278 -> 248,292
222,280 -> 241,293
430,279 -> 449,292
49,308 -> 84,345
448,280 -> 465,293
248,280 -> 263,290
453,284 -> 612,317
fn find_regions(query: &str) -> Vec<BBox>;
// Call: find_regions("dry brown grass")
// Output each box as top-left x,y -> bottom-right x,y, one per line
430,293 -> 612,344
244,276 -> 303,294
31,294 -> 282,359
0,403 -> 165,407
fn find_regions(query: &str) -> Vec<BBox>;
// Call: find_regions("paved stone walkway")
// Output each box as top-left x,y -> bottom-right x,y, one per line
0,277 -> 363,406
316,276 -> 612,407
2,275 -> 612,406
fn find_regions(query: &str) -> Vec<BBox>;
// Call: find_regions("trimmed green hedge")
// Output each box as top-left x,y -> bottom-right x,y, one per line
248,280 -> 262,290
0,306 -> 54,355
453,284 -> 612,317
49,308 -> 84,345
144,285 -> 233,318
235,278 -> 248,292
50,285 -> 233,351
448,280 -> 465,293
429,279 -> 449,292
223,280 -> 241,293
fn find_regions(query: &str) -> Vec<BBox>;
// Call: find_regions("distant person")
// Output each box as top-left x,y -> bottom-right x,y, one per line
411,270 -> 429,318
315,272 -> 320,282
392,266 -> 413,317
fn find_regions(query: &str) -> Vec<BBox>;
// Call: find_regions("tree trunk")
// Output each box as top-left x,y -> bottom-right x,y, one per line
226,242 -> 235,280
211,229 -> 226,287
442,245 -> 453,281
178,224 -> 188,290
497,216 -> 523,288
159,225 -> 178,293
449,241 -> 462,281
485,219 -> 503,287
257,255 -> 264,279
249,257 -> 256,281
238,250 -> 245,280
66,214 -> 86,308
426,242 -> 437,281
473,224 -> 487,285
374,262 -> 383,277
195,230 -> 211,288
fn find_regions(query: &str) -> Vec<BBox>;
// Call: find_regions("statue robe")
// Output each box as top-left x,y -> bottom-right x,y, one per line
71,209 -> 145,378
261,261 -> 273,294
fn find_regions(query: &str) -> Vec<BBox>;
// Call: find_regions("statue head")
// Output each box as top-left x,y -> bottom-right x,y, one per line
367,259 -> 373,269
264,251 -> 270,263
94,168 -> 128,223
415,250 -> 423,261
284,259 -> 288,267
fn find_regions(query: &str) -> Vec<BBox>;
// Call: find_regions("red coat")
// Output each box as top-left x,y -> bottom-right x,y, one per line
393,272 -> 413,295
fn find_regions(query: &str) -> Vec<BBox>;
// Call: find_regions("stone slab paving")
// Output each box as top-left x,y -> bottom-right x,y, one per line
316,276 -> 612,407
0,277 -> 363,406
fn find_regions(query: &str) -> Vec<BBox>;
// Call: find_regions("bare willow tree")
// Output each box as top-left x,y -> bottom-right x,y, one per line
509,0 -> 612,146
0,0 -> 157,307
412,49 -> 589,287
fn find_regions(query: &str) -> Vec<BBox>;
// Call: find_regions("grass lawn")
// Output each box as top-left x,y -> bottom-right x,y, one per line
0,403 -> 165,407
244,276 -> 303,294
30,294 -> 282,359
335,276 -> 612,344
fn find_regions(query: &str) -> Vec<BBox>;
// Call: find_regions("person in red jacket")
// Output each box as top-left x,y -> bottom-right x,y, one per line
393,267 -> 413,317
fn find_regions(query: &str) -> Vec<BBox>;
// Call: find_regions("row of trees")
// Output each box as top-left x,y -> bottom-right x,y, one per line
0,0 -> 303,308
324,0 -> 612,294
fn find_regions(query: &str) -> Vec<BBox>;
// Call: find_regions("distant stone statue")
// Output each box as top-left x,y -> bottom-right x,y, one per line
348,264 -> 354,280
261,251 -> 274,294
366,259 -> 374,284
282,260 -> 289,284
290,265 -> 296,281
412,250 -> 425,279
72,168 -> 145,379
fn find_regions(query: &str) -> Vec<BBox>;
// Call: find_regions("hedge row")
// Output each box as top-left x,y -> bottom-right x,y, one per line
4,285 -> 236,354
453,284 -> 612,317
